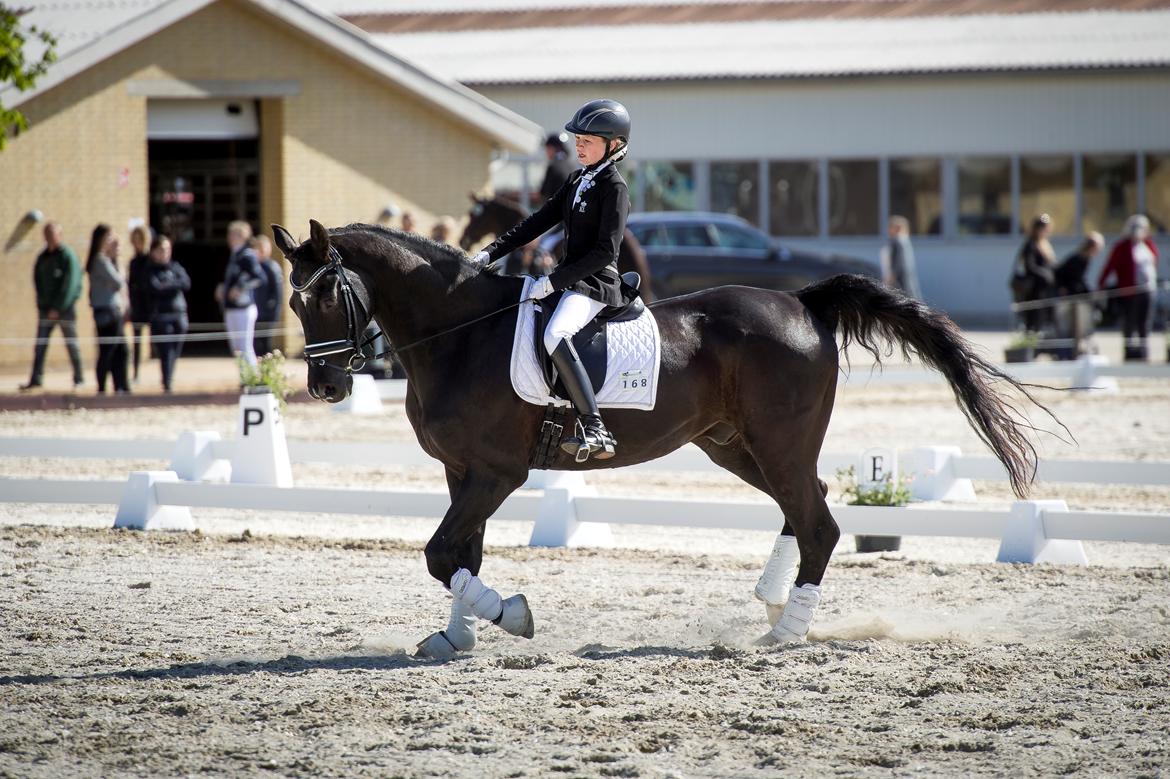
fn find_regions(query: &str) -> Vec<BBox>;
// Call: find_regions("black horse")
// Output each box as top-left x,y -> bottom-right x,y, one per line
274,220 -> 1047,657
459,193 -> 654,302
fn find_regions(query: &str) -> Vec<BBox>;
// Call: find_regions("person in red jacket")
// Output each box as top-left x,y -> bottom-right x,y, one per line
1098,214 -> 1160,361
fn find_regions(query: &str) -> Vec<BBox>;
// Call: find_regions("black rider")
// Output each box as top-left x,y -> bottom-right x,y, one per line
472,99 -> 632,462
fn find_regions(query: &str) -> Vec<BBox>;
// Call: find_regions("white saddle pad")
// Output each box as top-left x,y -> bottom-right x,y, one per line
510,276 -> 661,410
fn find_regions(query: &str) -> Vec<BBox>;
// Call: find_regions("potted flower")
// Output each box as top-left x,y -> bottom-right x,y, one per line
837,466 -> 913,553
238,350 -> 292,411
1003,331 -> 1039,364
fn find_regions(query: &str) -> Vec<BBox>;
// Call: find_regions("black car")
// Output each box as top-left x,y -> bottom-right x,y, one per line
626,212 -> 877,298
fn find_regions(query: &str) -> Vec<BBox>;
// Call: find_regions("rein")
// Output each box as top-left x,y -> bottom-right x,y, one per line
292,244 -> 534,373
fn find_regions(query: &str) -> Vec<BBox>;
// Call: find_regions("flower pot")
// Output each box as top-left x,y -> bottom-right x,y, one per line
241,384 -> 274,395
854,535 -> 902,553
1003,345 -> 1034,363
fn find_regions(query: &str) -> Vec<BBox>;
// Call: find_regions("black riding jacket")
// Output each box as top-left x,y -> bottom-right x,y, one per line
484,161 -> 630,307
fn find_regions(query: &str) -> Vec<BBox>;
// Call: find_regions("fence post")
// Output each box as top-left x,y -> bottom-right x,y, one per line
528,471 -> 613,548
114,471 -> 194,531
170,431 -> 231,482
996,500 -> 1087,565
908,446 -> 976,502
1071,355 -> 1117,393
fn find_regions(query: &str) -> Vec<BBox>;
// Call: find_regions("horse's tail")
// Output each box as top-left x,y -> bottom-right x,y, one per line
796,273 -> 1056,498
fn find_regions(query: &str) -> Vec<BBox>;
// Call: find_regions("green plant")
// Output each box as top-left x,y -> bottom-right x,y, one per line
1,5 -> 58,150
1006,330 -> 1040,350
238,350 -> 292,411
836,466 -> 913,507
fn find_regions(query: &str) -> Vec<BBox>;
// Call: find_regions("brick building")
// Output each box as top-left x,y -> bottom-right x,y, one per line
0,0 -> 540,369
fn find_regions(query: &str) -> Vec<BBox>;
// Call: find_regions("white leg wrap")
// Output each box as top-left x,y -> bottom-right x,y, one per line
755,534 -> 800,627
769,583 -> 822,643
450,568 -> 503,623
444,596 -> 477,651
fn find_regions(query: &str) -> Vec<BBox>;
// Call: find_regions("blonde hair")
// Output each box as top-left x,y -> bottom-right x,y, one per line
130,224 -> 151,249
889,215 -> 910,235
228,220 -> 253,240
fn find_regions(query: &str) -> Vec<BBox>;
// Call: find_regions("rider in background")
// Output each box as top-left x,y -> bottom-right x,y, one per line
540,131 -> 577,202
472,99 -> 633,461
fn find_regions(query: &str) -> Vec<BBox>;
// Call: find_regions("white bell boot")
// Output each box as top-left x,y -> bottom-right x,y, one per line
755,534 -> 800,627
760,584 -> 822,645
450,568 -> 534,640
415,597 -> 479,659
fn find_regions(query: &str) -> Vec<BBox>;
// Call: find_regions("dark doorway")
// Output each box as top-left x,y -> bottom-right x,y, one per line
148,139 -> 260,356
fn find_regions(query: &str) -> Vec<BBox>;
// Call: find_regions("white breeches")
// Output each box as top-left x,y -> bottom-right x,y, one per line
225,305 -> 258,367
543,290 -> 606,355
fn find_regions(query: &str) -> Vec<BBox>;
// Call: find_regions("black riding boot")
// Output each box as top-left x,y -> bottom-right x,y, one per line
550,339 -> 616,462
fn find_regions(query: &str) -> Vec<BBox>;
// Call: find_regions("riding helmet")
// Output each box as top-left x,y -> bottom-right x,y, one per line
564,99 -> 631,144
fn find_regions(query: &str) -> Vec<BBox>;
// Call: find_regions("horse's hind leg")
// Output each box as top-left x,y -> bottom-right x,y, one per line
696,439 -> 808,626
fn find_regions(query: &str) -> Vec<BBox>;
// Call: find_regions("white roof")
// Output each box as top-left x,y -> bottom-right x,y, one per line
313,0 -> 788,10
370,9 -> 1170,84
5,0 -> 542,150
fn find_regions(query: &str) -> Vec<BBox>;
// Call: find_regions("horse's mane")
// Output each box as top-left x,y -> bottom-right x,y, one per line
488,196 -> 527,217
334,223 -> 474,284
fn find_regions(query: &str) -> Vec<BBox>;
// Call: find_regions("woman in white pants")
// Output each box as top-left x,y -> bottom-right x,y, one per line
217,220 -> 264,367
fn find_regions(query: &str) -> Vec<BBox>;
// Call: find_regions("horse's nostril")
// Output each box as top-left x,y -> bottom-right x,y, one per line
323,383 -> 337,398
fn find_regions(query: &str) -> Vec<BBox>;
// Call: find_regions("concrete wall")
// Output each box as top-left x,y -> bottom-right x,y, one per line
0,0 -> 497,370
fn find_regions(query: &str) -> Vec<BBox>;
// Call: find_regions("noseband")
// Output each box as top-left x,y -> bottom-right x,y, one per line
290,245 -> 379,373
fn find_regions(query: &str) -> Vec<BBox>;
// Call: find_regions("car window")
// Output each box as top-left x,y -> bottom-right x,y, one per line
712,224 -> 770,251
631,224 -> 667,247
663,224 -> 713,248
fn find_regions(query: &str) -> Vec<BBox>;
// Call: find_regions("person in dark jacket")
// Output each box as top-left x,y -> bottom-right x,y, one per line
146,236 -> 191,392
251,234 -> 283,358
1054,230 -> 1104,297
1010,213 -> 1057,332
540,131 -> 577,202
215,221 -> 264,367
126,224 -> 154,382
86,223 -> 131,394
20,222 -> 85,390
472,99 -> 633,462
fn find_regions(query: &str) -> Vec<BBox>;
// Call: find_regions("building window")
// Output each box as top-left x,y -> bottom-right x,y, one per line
828,159 -> 878,236
710,161 -> 760,226
1082,154 -> 1138,235
768,160 -> 818,237
643,161 -> 695,211
1144,153 -> 1170,236
958,157 -> 1012,235
889,158 -> 941,236
1018,156 -> 1075,235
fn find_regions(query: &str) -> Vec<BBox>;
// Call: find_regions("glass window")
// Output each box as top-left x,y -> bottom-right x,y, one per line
1019,156 -> 1074,234
711,223 -> 770,251
768,160 -> 819,237
1082,154 -> 1138,235
828,159 -> 879,236
630,223 -> 665,247
1147,154 -> 1170,236
711,161 -> 760,226
958,157 -> 1012,235
643,161 -> 695,212
889,158 -> 941,236
663,223 -> 712,248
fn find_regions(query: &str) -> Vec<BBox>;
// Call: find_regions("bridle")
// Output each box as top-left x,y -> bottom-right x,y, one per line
290,244 -> 536,376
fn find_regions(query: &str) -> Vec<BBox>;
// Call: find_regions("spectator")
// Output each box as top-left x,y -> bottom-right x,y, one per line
880,215 -> 922,300
146,236 -> 190,393
1098,214 -> 1160,361
430,216 -> 456,245
540,131 -> 577,202
215,221 -> 263,367
20,222 -> 85,391
126,224 -> 154,383
1054,231 -> 1104,297
251,234 -> 283,357
400,211 -> 416,234
1010,213 -> 1057,333
86,224 -> 131,394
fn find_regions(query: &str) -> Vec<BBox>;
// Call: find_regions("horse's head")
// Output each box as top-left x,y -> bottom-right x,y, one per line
459,192 -> 492,251
272,220 -> 373,403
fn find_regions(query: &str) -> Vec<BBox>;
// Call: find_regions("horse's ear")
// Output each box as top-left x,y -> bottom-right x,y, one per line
308,219 -> 330,263
270,224 -> 297,258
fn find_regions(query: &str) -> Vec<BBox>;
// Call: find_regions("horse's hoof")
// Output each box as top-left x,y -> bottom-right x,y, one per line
753,627 -> 805,647
496,594 -> 535,639
415,631 -> 460,659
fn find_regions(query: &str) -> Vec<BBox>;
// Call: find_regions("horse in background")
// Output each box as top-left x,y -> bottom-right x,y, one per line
460,193 -> 654,302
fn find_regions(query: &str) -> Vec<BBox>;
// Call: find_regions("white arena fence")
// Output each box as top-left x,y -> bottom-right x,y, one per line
1,432 -> 1169,564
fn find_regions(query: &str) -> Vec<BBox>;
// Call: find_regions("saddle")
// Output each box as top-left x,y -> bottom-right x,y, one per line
534,271 -> 645,398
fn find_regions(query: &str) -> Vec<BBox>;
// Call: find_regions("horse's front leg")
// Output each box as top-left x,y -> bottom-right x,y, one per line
416,468 -> 530,659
